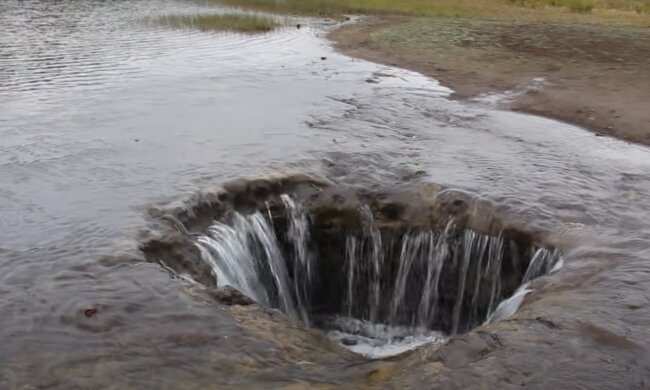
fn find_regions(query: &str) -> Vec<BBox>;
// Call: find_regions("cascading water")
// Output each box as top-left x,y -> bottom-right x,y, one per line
280,194 -> 314,324
193,194 -> 562,358
195,211 -> 306,321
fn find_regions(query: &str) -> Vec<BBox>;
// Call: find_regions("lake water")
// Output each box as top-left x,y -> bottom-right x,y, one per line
2,0 -> 650,388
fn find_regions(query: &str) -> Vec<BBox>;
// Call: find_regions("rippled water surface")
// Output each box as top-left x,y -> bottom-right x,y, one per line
2,0 -> 650,388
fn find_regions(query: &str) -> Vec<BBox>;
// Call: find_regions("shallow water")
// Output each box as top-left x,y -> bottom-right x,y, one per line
2,0 -> 650,388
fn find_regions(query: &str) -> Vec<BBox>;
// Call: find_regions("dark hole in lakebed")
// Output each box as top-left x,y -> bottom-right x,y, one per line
142,178 -> 562,357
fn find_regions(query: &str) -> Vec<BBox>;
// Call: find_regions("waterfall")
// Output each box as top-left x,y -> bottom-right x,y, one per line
523,247 -> 563,283
389,231 -> 433,324
345,236 -> 358,318
192,195 -> 563,338
338,224 -> 555,334
343,205 -> 385,321
195,214 -> 272,308
361,205 -> 383,323
195,209 -> 309,321
280,194 -> 313,323
418,220 -> 453,328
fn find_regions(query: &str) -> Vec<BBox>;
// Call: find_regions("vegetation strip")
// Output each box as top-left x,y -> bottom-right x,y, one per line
158,13 -> 279,33
213,0 -> 649,25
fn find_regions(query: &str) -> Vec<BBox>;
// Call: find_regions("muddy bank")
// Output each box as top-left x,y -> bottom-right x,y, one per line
330,16 -> 650,145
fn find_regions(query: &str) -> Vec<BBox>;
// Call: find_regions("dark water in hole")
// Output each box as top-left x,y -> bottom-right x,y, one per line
192,203 -> 562,357
2,0 -> 650,388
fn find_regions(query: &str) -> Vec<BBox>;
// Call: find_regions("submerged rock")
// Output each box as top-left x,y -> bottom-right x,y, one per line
209,286 -> 256,306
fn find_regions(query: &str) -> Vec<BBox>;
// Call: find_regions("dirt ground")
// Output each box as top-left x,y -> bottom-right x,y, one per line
330,16 -> 650,145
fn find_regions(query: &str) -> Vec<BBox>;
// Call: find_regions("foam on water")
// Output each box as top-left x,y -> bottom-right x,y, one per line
322,316 -> 446,358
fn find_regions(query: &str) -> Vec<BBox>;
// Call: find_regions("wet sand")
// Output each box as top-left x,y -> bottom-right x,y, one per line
330,16 -> 650,145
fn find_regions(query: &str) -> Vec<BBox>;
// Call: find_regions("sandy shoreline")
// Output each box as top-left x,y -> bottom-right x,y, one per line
330,16 -> 650,145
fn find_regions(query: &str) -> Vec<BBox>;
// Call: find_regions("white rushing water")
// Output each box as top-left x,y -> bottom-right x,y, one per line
193,194 -> 563,357
196,211 -> 306,321
323,316 -> 446,359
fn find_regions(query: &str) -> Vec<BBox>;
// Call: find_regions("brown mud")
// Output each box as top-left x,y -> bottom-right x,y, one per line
330,16 -> 650,145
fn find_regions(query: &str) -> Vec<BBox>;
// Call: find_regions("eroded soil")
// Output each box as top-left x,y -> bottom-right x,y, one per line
331,16 -> 650,145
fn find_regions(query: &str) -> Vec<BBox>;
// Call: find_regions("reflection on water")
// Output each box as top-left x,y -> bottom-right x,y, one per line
2,0 -> 650,388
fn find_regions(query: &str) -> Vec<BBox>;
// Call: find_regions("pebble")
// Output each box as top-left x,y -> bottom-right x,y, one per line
83,306 -> 98,318
341,337 -> 358,346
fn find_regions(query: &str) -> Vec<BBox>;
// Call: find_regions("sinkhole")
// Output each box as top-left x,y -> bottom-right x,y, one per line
142,176 -> 563,358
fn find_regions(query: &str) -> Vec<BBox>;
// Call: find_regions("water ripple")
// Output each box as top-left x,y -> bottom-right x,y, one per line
3,0 -> 650,387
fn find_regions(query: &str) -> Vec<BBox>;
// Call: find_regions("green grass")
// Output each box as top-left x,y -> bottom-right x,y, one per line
158,13 -> 279,33
508,0 -> 650,14
508,0 -> 595,13
212,0 -> 650,25
566,0 -> 595,12
213,0 -> 512,18
633,1 -> 650,13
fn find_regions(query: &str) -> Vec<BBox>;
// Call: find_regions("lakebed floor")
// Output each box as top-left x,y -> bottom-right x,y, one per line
3,1 -> 650,388
330,16 -> 650,145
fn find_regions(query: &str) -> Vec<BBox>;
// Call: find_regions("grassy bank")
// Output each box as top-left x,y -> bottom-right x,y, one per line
214,0 -> 650,25
331,16 -> 650,143
158,13 -> 279,33
200,0 -> 649,144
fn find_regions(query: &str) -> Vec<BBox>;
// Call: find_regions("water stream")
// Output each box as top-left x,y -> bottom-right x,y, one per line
2,0 -> 650,387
